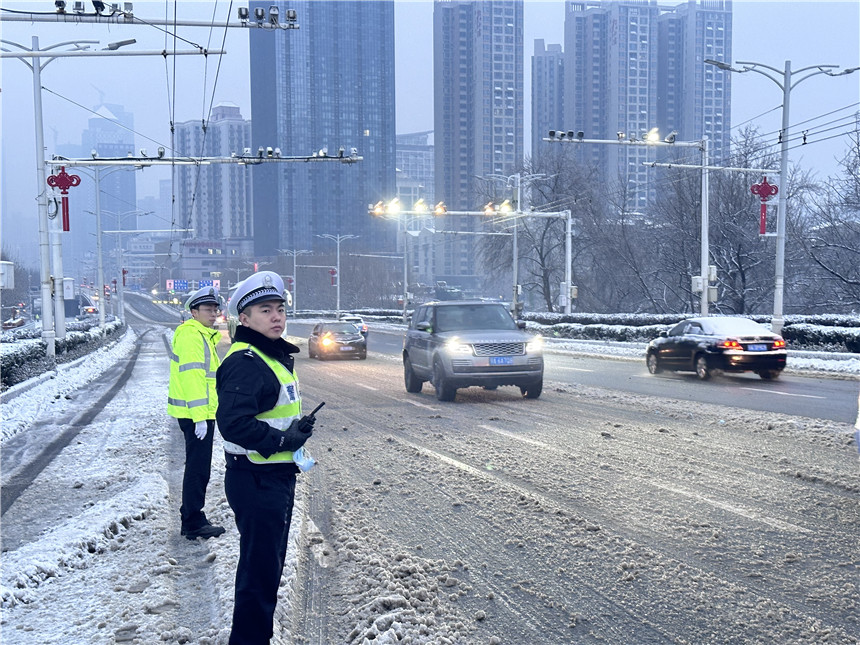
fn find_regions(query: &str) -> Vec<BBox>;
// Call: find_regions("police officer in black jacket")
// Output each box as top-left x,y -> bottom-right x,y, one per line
216,271 -> 315,645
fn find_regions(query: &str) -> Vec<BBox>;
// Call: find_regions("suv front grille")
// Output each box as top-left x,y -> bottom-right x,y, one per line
473,342 -> 525,356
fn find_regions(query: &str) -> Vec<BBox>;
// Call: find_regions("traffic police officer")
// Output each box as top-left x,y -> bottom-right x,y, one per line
167,286 -> 226,540
216,271 -> 315,645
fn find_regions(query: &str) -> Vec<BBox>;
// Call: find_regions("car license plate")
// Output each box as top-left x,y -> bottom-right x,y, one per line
747,343 -> 767,351
490,356 -> 514,365
340,346 -> 353,351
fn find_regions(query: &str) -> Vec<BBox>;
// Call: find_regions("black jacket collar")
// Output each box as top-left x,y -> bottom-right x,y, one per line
234,325 -> 300,359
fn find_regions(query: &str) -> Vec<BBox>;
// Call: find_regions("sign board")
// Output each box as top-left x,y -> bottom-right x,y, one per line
173,279 -> 189,291
0,261 -> 13,289
166,279 -> 174,290
63,277 -> 75,300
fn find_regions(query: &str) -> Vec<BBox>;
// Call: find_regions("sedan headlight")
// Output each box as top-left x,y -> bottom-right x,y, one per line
526,335 -> 543,354
444,338 -> 473,355
321,336 -> 333,347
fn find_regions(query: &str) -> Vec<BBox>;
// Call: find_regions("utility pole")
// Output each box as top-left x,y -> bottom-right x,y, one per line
545,131 -> 710,314
1,36 -> 223,360
278,249 -> 311,318
705,58 -> 859,334
316,234 -> 358,319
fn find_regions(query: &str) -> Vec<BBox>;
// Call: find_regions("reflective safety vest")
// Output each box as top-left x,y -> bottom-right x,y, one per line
167,318 -> 220,422
221,342 -> 303,464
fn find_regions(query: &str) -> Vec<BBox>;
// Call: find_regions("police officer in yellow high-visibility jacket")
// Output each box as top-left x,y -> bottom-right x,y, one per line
216,271 -> 314,645
168,286 -> 226,540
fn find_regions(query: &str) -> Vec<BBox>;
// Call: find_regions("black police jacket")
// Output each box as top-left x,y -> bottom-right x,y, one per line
216,325 -> 302,469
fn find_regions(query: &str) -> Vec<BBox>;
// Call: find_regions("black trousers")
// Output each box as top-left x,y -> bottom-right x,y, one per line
225,467 -> 296,645
177,417 -> 215,530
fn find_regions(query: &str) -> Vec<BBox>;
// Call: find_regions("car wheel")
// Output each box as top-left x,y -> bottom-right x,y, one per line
646,352 -> 662,374
359,350 -> 367,360
404,357 -> 424,393
432,358 -> 457,402
695,355 -> 711,380
757,369 -> 781,380
519,379 -> 543,399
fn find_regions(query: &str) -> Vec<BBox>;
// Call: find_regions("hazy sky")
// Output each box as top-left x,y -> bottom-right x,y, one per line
2,0 -> 859,265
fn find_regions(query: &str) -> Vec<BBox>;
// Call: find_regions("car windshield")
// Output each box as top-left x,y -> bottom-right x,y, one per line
701,318 -> 771,336
434,305 -> 517,332
323,323 -> 360,334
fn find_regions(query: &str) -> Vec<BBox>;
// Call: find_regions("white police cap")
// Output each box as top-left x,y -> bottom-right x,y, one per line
185,286 -> 221,311
230,271 -> 286,315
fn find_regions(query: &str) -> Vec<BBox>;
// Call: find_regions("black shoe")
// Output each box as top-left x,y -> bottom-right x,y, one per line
182,524 -> 225,540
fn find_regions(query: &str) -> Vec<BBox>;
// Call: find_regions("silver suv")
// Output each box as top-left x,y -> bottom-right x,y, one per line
403,301 -> 544,401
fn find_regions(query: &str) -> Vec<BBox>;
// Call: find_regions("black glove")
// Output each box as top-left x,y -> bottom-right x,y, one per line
276,418 -> 313,452
297,414 -> 316,434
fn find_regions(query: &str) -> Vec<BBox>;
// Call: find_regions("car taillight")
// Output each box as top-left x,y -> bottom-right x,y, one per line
773,339 -> 785,349
720,339 -> 741,349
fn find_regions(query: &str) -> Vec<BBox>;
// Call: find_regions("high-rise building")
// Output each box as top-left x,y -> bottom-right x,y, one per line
562,0 -> 731,209
657,1 -> 732,161
434,0 -> 523,286
531,40 -> 564,160
173,103 -> 253,281
395,131 -> 435,286
249,0 -> 396,259
174,103 -> 252,240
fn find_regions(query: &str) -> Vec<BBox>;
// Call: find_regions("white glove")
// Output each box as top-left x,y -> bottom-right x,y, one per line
194,421 -> 207,440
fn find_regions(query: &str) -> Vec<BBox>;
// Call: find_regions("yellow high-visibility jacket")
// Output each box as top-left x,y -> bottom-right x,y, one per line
167,318 -> 220,422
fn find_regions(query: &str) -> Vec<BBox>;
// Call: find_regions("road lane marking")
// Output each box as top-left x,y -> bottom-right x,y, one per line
478,425 -> 554,449
739,387 -> 825,399
552,366 -> 595,373
355,383 -> 378,391
648,480 -> 811,534
405,400 -> 438,410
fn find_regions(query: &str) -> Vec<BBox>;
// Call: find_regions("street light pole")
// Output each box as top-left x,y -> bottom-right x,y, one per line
2,34 -> 216,359
316,234 -> 358,318
278,249 -> 311,318
705,58 -> 858,333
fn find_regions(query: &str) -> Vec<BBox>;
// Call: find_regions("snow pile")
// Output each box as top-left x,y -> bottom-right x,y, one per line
0,326 -> 137,442
0,473 -> 168,607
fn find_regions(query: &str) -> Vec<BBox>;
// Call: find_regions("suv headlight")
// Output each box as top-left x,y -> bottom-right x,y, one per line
445,338 -> 473,355
526,336 -> 543,354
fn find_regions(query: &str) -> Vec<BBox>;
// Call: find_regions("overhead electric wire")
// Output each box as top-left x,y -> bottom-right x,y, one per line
182,0 -> 233,271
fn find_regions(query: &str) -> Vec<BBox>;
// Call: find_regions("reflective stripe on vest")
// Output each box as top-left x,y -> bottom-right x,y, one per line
171,340 -> 217,378
221,342 -> 302,464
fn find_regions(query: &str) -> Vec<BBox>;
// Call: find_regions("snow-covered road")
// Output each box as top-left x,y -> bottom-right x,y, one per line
1,323 -> 858,644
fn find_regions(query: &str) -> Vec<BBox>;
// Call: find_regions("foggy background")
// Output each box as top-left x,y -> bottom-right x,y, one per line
2,0 -> 859,266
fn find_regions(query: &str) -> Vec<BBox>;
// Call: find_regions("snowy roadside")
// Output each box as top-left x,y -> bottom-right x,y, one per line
0,327 -> 139,442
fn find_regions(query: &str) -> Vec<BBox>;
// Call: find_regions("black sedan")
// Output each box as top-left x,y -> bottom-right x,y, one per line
646,317 -> 786,380
308,322 -> 367,360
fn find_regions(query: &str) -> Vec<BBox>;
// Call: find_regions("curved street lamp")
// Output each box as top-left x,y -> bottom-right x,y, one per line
705,58 -> 859,333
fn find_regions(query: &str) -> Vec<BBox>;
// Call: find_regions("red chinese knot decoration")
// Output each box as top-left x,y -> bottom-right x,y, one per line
46,166 -> 81,232
750,176 -> 778,235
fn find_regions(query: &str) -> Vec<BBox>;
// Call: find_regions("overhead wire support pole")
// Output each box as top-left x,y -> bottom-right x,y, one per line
1,36 -> 227,363
544,131 -> 710,315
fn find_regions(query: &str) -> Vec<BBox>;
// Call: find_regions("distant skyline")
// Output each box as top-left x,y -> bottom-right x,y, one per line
2,1 -> 859,266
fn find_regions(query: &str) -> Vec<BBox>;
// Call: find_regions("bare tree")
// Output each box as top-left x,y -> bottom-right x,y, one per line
798,130 -> 860,311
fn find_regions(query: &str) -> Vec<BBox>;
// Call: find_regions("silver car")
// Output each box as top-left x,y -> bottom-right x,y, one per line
403,301 -> 544,401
